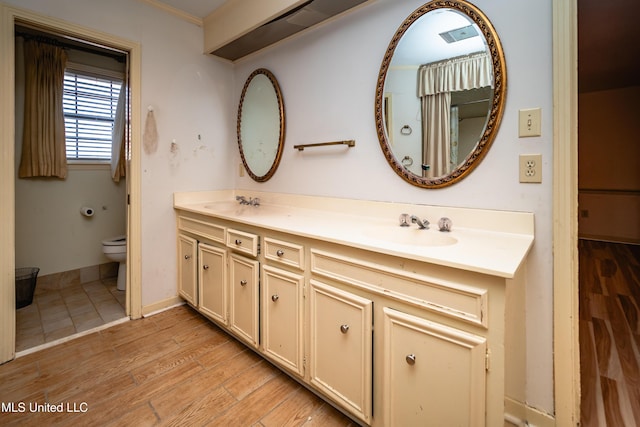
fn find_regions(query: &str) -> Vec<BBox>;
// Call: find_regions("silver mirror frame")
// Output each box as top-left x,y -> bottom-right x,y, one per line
375,0 -> 507,188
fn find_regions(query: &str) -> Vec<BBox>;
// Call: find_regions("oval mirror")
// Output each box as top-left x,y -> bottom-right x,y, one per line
237,68 -> 285,182
375,1 -> 506,188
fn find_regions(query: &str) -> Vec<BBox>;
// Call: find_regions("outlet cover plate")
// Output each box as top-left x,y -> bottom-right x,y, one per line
519,154 -> 542,183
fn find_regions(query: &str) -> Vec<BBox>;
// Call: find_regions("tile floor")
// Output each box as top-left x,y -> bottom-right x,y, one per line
15,277 -> 126,352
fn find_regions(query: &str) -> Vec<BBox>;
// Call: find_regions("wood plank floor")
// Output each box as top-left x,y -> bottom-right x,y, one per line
579,239 -> 640,426
0,305 -> 355,426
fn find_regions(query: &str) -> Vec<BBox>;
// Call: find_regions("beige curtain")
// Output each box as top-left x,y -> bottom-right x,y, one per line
418,51 -> 492,97
19,40 -> 68,179
417,52 -> 492,177
421,92 -> 451,178
111,84 -> 126,182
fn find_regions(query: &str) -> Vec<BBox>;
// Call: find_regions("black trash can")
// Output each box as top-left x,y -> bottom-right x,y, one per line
15,267 -> 39,309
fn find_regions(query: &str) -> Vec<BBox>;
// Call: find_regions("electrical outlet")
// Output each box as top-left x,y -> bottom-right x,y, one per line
239,163 -> 245,177
519,154 -> 542,183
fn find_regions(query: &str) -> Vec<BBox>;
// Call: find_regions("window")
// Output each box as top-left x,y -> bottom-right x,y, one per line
63,68 -> 122,161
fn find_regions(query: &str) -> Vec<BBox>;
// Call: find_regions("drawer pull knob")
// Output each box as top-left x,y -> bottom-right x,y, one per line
184,255 -> 191,260
340,324 -> 349,334
240,280 -> 247,286
203,265 -> 209,270
276,249 -> 284,257
406,354 -> 416,365
235,239 -> 242,245
271,294 -> 279,302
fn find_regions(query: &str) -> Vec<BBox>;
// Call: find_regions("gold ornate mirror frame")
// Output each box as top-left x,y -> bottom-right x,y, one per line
375,0 -> 507,188
237,68 -> 285,182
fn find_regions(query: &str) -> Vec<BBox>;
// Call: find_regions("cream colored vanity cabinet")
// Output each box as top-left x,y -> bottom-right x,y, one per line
174,205 -> 520,427
261,237 -> 305,376
310,245 -> 506,427
228,252 -> 260,348
261,265 -> 304,375
177,212 -> 261,348
177,215 -> 228,322
310,280 -> 373,424
198,243 -> 227,325
382,307 -> 487,427
177,234 -> 198,306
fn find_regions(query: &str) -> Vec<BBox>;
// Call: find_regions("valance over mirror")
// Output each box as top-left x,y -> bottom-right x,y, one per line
375,0 -> 506,188
237,68 -> 285,182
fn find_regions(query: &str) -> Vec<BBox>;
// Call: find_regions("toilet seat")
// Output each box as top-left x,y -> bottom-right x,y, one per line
102,234 -> 127,291
102,235 -> 126,246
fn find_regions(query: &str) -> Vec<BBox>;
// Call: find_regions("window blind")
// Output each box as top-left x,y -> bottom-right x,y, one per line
63,71 -> 122,161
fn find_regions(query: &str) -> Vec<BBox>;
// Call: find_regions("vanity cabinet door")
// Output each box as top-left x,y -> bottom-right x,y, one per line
382,307 -> 487,427
178,234 -> 198,306
229,253 -> 260,348
198,243 -> 227,325
310,280 -> 373,424
261,265 -> 304,376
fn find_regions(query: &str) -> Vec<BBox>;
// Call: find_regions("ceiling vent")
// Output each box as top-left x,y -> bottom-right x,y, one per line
211,0 -> 369,61
439,25 -> 479,44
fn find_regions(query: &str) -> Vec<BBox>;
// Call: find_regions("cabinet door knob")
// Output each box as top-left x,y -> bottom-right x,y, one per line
184,255 -> 191,260
240,279 -> 247,286
276,249 -> 284,257
202,265 -> 209,270
406,354 -> 416,365
340,324 -> 349,334
271,294 -> 279,302
235,239 -> 242,245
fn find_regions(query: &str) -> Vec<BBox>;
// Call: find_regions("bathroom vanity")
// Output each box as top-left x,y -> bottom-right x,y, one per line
174,190 -> 534,426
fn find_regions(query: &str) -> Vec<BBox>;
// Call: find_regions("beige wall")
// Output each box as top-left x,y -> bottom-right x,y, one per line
578,86 -> 640,242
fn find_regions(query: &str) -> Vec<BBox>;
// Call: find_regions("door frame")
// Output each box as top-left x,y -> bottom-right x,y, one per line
552,0 -> 580,424
0,4 -> 142,363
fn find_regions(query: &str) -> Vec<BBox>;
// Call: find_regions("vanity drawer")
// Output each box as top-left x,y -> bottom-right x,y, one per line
227,228 -> 259,257
178,216 -> 225,243
264,237 -> 304,270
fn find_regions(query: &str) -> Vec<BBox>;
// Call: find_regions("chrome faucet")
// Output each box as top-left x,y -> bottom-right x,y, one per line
410,215 -> 429,229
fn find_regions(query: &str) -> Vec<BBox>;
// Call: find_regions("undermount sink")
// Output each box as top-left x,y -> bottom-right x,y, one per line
203,202 -> 285,217
363,226 -> 458,247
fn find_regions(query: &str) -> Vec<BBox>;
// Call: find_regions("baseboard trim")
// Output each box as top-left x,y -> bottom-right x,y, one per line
142,296 -> 185,317
505,397 -> 555,426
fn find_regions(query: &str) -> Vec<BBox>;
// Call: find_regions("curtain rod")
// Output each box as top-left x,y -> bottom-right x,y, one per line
420,50 -> 488,68
15,30 -> 126,63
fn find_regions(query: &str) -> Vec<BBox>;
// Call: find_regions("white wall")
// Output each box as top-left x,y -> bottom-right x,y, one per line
6,0 -> 236,306
232,0 -> 554,414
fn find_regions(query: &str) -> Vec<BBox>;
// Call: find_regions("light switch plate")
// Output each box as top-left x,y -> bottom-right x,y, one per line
519,108 -> 541,137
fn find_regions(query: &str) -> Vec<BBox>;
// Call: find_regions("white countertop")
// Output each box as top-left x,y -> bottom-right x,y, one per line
174,190 -> 534,279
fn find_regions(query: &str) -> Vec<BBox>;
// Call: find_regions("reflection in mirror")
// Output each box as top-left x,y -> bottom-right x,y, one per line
375,1 -> 506,188
237,68 -> 285,182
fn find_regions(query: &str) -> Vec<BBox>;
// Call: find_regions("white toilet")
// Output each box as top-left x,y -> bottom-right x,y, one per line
102,235 -> 126,291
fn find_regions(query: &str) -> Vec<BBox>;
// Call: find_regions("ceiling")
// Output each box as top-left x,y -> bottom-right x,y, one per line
144,0 -> 227,21
143,0 -> 639,93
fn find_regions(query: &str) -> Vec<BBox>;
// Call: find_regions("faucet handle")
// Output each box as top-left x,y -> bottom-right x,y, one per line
399,213 -> 410,227
438,217 -> 452,232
